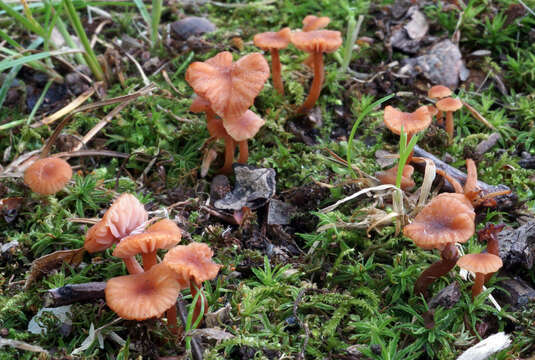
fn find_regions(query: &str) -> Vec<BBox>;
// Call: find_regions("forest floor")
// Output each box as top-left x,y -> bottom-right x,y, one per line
1,0 -> 535,359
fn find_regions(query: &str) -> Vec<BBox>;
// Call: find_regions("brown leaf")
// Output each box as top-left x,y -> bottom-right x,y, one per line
25,248 -> 86,289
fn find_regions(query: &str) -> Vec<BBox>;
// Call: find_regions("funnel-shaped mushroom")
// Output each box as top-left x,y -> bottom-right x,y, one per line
224,110 -> 265,164
457,253 -> 502,299
105,263 -> 182,320
376,164 -> 415,190
436,97 -> 462,144
24,157 -> 72,195
291,30 -> 342,113
404,193 -> 475,297
114,219 -> 182,270
185,51 -> 270,123
428,85 -> 452,126
164,242 -> 221,326
254,28 -> 291,95
302,15 -> 330,32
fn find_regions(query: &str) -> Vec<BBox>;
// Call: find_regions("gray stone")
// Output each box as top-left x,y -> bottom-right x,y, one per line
495,276 -> 535,310
498,222 -> 535,270
267,199 -> 294,225
171,17 -> 216,40
428,281 -> 461,310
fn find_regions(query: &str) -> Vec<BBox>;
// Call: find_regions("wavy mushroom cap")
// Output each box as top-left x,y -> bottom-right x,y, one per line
190,95 -> 212,113
404,195 -> 475,250
457,253 -> 503,274
254,28 -> 291,50
223,110 -> 265,142
24,157 -> 72,195
302,15 -> 330,31
433,192 -> 473,212
383,105 -> 432,136
113,219 -> 182,258
376,165 -> 415,190
427,105 -> 438,117
436,97 -> 463,112
163,242 -> 221,284
185,51 -> 270,123
84,221 -> 115,253
206,116 -> 229,139
103,194 -> 148,239
291,30 -> 342,53
428,85 -> 452,99
105,263 -> 182,320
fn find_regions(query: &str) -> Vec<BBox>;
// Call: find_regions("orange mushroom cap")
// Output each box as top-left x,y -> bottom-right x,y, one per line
113,219 -> 182,258
291,30 -> 342,53
376,165 -> 415,190
190,95 -> 212,114
457,253 -> 503,274
404,195 -> 475,250
383,105 -> 432,136
103,194 -> 148,240
302,15 -> 331,31
436,97 -> 462,112
163,242 -> 221,285
254,28 -> 291,50
223,110 -> 265,142
84,221 -> 115,253
24,157 -> 72,195
185,51 -> 270,123
428,85 -> 452,99
105,263 -> 182,320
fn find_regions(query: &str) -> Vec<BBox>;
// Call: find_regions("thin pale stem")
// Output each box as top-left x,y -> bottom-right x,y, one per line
270,49 -> 284,95
123,256 -> 143,274
219,136 -> 235,174
445,111 -> 454,144
414,243 -> 459,298
142,251 -> 157,270
472,273 -> 485,299
298,51 -> 323,113
238,140 -> 249,164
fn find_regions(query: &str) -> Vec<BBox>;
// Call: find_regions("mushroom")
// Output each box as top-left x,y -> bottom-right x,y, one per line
224,110 -> 265,165
477,223 -> 505,282
383,105 -> 433,162
427,85 -> 452,125
457,253 -> 503,299
376,164 -> 415,190
302,15 -> 330,32
254,28 -> 291,95
164,242 -> 221,326
290,30 -> 342,113
435,97 -> 462,144
185,51 -> 270,124
24,157 -> 72,195
84,193 -> 148,274
105,263 -> 182,320
404,193 -> 475,297
113,219 -> 182,271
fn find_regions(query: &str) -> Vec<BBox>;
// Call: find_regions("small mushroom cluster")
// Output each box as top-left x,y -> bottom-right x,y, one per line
84,193 -> 220,331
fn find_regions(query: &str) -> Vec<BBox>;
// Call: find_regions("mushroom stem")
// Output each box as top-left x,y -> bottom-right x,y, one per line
414,243 -> 459,298
142,251 -> 158,271
190,281 -> 208,326
464,159 -> 478,195
166,304 -> 179,335
270,49 -> 284,95
298,51 -> 324,113
238,140 -> 249,164
472,272 -> 485,299
436,169 -> 464,194
445,111 -> 454,144
219,136 -> 235,174
437,110 -> 444,126
123,256 -> 144,275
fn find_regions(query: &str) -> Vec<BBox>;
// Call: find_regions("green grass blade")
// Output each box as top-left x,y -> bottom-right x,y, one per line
151,0 -> 163,49
0,0 -> 45,36
133,0 -> 151,29
0,48 -> 82,71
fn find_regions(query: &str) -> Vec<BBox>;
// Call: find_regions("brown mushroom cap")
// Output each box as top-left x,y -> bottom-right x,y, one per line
254,28 -> 291,50
223,110 -> 265,142
185,51 -> 270,123
113,219 -> 182,258
428,85 -> 452,99
404,195 -> 475,250
291,30 -> 342,53
24,157 -> 72,195
103,194 -> 148,240
376,165 -> 415,190
436,97 -> 463,112
163,242 -> 221,284
383,105 -> 432,136
190,95 -> 211,114
105,263 -> 182,320
457,253 -> 503,274
302,15 -> 330,31
84,221 -> 115,253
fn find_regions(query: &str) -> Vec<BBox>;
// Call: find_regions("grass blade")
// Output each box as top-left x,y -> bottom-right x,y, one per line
0,48 -> 82,71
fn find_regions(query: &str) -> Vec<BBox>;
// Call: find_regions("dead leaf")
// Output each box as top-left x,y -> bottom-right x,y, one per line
25,248 -> 86,288
188,327 -> 235,341
0,197 -> 23,223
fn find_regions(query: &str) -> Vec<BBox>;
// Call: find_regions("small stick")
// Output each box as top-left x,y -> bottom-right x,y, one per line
44,282 -> 106,307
